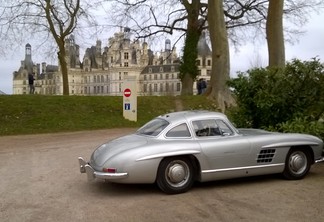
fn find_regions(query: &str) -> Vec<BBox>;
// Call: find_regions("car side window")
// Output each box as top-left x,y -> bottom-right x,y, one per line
166,123 -> 191,138
215,119 -> 234,136
193,120 -> 222,137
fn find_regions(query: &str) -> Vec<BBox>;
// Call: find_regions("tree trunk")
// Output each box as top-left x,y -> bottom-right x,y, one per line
207,0 -> 234,112
56,38 -> 70,96
57,43 -> 69,95
179,0 -> 202,95
181,74 -> 194,95
266,0 -> 285,67
180,28 -> 200,95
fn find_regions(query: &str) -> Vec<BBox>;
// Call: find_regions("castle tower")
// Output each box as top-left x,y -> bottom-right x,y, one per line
165,39 -> 172,64
24,43 -> 33,74
165,39 -> 171,52
96,40 -> 101,56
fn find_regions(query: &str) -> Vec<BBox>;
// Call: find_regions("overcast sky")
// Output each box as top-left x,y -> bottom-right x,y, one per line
0,12 -> 323,95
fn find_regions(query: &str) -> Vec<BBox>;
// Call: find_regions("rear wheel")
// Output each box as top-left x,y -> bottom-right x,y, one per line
156,156 -> 195,194
283,148 -> 311,180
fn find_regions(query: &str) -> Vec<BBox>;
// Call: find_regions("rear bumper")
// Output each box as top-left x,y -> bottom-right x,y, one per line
78,157 -> 128,181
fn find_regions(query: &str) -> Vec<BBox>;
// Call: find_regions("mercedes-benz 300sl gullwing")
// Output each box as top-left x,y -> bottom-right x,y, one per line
78,110 -> 324,194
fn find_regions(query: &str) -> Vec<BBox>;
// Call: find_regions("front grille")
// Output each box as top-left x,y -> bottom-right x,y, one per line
257,149 -> 276,163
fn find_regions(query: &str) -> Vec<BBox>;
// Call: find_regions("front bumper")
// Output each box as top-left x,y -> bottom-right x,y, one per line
315,156 -> 324,164
78,157 -> 128,181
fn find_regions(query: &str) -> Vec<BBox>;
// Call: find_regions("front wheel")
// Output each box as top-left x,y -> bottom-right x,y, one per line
156,156 -> 195,194
282,148 -> 311,180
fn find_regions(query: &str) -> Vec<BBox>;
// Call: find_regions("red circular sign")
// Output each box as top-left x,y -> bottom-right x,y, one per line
124,88 -> 131,97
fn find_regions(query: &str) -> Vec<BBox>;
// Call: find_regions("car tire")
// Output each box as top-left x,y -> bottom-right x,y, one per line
156,156 -> 195,194
282,148 -> 311,180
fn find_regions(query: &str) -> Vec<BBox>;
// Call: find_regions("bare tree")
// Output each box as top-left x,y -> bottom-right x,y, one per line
0,0 -> 96,95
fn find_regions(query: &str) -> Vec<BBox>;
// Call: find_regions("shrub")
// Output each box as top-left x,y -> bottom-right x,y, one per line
227,58 -> 324,135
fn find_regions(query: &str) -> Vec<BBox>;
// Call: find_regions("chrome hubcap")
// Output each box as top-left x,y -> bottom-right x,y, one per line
289,151 -> 307,174
166,160 -> 189,187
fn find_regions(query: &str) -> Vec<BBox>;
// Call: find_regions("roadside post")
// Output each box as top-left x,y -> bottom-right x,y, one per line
123,76 -> 137,122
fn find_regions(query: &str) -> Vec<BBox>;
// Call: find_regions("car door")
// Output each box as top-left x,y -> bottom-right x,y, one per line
192,119 -> 252,170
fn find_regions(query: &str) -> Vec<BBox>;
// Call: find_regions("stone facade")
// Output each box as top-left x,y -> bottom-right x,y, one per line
13,28 -> 212,96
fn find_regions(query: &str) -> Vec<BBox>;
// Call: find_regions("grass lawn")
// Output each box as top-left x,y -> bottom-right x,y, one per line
0,95 -> 218,135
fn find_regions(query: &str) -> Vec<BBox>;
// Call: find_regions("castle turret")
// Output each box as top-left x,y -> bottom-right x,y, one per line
24,43 -> 33,74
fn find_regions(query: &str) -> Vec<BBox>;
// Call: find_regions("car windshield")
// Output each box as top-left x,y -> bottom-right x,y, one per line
136,118 -> 169,136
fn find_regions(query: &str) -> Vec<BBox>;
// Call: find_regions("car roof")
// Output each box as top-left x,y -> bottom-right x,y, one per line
158,110 -> 227,124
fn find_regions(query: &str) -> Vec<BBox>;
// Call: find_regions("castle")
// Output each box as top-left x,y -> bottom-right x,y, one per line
13,28 -> 212,96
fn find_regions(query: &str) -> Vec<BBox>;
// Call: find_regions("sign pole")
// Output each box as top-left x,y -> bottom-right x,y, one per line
123,76 -> 137,122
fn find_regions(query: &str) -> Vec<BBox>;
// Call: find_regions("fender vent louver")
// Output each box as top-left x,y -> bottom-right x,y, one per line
257,149 -> 276,163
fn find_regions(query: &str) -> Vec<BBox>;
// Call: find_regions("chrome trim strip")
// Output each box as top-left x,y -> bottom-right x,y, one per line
136,150 -> 201,161
262,141 -> 319,148
201,163 -> 284,174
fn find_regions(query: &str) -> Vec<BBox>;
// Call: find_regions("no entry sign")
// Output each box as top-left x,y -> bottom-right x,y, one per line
124,88 -> 131,97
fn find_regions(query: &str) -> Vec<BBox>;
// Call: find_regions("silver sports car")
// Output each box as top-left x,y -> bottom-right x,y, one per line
78,110 -> 324,194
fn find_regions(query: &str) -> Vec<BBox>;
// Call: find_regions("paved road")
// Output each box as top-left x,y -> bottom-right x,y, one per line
0,129 -> 323,222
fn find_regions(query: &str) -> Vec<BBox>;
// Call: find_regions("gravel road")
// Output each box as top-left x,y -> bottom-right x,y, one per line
0,129 -> 323,222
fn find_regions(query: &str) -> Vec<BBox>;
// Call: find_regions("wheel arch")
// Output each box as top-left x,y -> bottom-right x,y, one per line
155,154 -> 202,182
289,145 -> 315,164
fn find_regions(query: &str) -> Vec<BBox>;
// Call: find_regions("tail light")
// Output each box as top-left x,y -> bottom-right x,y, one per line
103,168 -> 116,173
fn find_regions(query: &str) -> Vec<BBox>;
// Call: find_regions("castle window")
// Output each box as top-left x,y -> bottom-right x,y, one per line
166,83 -> 169,92
166,74 -> 169,79
144,75 -> 147,80
159,67 -> 163,72
171,66 -> 175,72
144,84 -> 147,92
124,52 -> 129,60
196,60 -> 201,66
154,74 -> 157,80
207,59 -> 211,66
149,68 -> 152,73
159,83 -> 163,92
124,62 -> 128,67
177,82 -> 181,91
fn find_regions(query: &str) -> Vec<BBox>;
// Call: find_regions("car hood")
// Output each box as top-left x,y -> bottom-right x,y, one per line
91,134 -> 148,167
